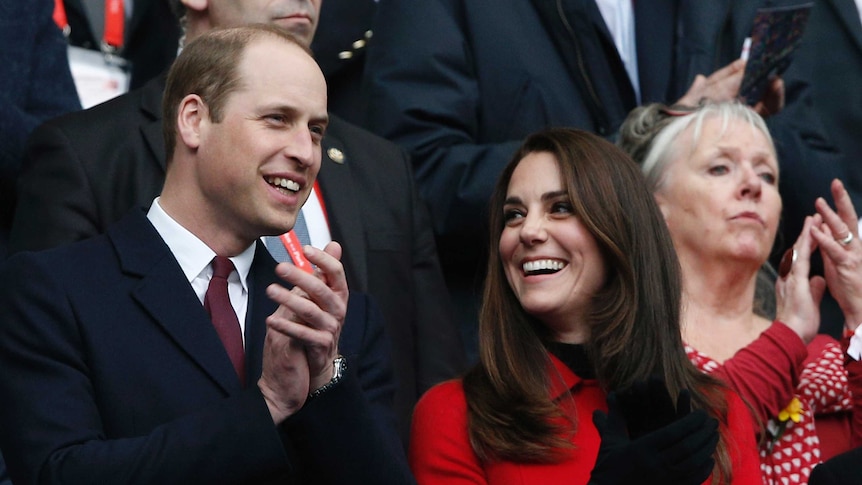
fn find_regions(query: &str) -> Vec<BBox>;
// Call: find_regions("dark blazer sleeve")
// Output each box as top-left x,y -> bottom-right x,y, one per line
365,0 -> 522,238
0,0 -> 80,176
275,291 -> 414,484
9,121 -> 103,253
408,166 -> 466,392
10,78 -> 166,255
338,291 -> 402,449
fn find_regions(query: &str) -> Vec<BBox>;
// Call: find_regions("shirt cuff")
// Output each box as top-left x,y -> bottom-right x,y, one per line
847,325 -> 862,361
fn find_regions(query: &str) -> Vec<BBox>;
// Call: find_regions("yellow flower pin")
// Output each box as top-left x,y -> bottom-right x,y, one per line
778,397 -> 803,423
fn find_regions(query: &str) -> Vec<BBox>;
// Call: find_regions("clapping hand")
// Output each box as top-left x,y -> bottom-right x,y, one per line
589,379 -> 718,485
812,179 -> 862,331
258,241 -> 348,423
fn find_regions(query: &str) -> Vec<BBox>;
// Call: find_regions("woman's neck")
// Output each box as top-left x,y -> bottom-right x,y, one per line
677,252 -> 771,362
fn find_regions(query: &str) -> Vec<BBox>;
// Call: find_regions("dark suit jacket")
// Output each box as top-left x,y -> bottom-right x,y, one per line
62,0 -> 180,88
786,0 -> 862,207
0,0 -> 80,258
0,209 -> 412,484
808,445 -> 862,484
310,0 -> 376,125
11,74 -> 464,443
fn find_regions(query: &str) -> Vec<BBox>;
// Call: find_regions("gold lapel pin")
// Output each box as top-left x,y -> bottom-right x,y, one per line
327,147 -> 346,164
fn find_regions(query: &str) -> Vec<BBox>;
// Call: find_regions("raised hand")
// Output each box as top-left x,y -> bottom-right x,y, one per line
812,179 -> 862,330
775,215 -> 825,344
676,59 -> 745,107
258,241 -> 349,423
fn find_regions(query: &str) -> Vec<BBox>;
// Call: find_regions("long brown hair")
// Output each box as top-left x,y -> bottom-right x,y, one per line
463,128 -> 732,481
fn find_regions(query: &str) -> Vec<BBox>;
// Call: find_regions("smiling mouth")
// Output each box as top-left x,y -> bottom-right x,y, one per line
523,259 -> 567,276
265,176 -> 300,194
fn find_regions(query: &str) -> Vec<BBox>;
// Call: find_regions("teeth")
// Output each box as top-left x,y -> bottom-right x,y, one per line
266,176 -> 300,192
523,259 -> 567,274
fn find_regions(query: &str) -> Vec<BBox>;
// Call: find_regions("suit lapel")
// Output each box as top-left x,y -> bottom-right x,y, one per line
63,0 -> 99,46
138,74 -> 168,173
109,210 -> 243,394
635,0 -> 677,102
829,0 -> 862,55
126,0 -> 150,43
318,118 -> 369,291
244,242 -> 280,382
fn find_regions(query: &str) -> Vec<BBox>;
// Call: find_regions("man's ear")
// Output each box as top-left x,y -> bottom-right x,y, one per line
177,94 -> 207,150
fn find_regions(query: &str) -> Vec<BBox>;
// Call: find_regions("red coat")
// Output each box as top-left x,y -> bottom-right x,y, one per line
409,353 -> 763,484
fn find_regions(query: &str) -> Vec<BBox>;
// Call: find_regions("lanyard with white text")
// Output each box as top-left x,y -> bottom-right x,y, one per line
276,181 -> 328,275
53,0 -> 125,53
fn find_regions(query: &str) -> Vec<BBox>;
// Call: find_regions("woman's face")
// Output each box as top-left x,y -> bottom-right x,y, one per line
499,152 -> 607,342
655,116 -> 781,265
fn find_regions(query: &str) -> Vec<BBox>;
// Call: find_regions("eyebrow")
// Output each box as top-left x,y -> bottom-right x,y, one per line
261,105 -> 330,125
503,190 -> 568,206
714,144 -> 773,160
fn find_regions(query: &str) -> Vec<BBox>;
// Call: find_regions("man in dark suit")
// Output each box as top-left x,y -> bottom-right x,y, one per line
785,0 -> 862,209
0,0 -> 80,260
61,0 -> 180,88
0,24 -> 412,484
11,0 -> 464,443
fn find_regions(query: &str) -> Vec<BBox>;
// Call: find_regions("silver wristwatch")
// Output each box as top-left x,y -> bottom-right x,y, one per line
308,355 -> 347,399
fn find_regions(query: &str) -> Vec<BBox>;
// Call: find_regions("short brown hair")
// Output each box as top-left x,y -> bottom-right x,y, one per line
162,24 -> 311,165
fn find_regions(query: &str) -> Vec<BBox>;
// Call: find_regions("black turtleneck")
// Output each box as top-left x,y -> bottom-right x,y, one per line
545,341 -> 595,380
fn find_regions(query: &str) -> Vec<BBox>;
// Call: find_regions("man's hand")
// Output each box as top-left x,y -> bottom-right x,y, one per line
676,59 -> 746,107
676,58 -> 785,118
258,241 -> 348,424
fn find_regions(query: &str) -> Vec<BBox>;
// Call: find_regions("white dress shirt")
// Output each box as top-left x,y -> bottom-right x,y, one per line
147,197 -> 256,346
595,0 -> 640,103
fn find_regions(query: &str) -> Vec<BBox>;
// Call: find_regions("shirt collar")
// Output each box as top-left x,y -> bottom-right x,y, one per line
146,197 -> 255,291
547,351 -> 585,399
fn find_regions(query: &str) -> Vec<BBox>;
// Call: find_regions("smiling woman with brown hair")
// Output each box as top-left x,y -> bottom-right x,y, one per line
408,127 -> 762,485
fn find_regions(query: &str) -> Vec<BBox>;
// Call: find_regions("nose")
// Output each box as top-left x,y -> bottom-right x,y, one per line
739,164 -> 762,199
519,212 -> 547,246
284,126 -> 316,168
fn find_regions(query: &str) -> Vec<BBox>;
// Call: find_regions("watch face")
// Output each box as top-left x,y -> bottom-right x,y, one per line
334,356 -> 347,378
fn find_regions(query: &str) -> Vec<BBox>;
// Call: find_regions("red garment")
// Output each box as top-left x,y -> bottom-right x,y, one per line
687,323 -> 862,485
409,354 -> 762,484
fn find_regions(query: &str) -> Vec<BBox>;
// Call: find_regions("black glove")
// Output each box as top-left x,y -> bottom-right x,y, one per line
589,385 -> 719,485
614,377 -> 680,440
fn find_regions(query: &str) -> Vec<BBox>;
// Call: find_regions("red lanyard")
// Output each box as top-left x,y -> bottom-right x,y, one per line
53,0 -> 68,34
273,181 -> 329,275
279,231 -> 313,274
53,0 -> 125,51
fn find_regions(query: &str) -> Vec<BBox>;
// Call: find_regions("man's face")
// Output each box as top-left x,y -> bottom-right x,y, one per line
191,37 -> 328,244
205,0 -> 322,47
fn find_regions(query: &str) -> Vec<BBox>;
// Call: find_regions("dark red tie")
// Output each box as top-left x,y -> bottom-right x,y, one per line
204,256 -> 245,386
